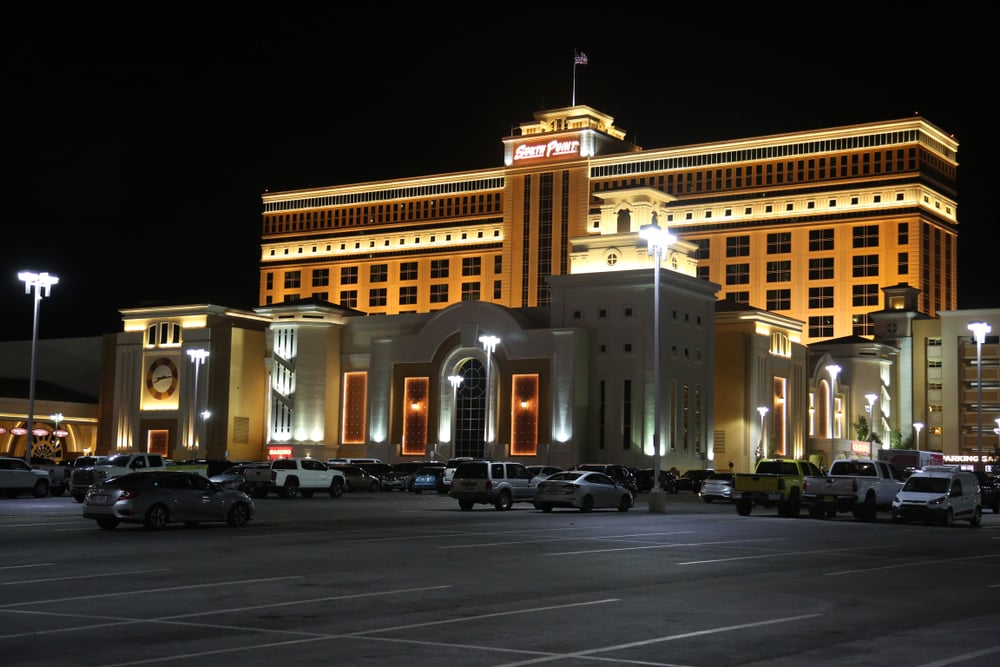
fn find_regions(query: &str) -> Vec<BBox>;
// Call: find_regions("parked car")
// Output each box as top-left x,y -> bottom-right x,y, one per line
356,462 -> 397,491
573,464 -> 638,502
441,456 -> 477,491
527,465 -> 563,488
410,465 -> 446,493
698,472 -> 735,503
388,460 -> 442,491
676,469 -> 716,494
0,456 -> 51,498
971,470 -> 999,513
533,470 -> 633,513
635,468 -> 680,494
209,462 -> 270,493
449,460 -> 535,510
82,471 -> 254,530
328,464 -> 382,492
890,466 -> 981,526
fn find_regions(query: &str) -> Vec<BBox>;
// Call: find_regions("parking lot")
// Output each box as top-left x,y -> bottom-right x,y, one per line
2,490 -> 999,666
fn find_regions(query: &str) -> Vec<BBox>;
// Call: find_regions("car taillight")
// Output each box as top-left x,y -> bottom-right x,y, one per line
485,480 -> 493,491
116,487 -> 139,500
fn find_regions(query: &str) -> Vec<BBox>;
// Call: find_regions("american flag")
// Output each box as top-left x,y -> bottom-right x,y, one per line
574,51 -> 588,65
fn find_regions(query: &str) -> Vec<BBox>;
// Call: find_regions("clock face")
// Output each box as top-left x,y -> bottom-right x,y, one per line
146,357 -> 179,400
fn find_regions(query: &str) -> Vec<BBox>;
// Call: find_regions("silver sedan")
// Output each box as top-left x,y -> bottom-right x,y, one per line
82,471 -> 254,530
533,470 -> 633,513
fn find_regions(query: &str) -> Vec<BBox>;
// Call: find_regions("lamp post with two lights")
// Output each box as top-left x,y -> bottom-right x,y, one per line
187,348 -> 209,459
478,335 -> 499,459
968,321 -> 991,472
18,271 -> 59,465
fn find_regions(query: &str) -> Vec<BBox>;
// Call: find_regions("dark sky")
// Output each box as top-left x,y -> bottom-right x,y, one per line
4,3 -> 992,341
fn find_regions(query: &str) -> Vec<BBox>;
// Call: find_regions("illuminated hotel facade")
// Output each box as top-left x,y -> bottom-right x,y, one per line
10,104 -> 985,476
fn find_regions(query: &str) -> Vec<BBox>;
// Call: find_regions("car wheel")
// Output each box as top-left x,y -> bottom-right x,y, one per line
33,479 -> 50,498
859,494 -> 877,522
736,499 -> 752,516
227,503 -> 251,527
942,508 -> 954,526
969,506 -> 982,527
459,500 -> 474,511
280,480 -> 300,499
580,495 -> 594,513
329,479 -> 344,498
618,495 -> 630,512
96,517 -> 119,530
143,504 -> 170,530
494,490 -> 513,511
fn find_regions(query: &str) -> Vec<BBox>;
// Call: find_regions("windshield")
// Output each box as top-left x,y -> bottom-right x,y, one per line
903,477 -> 950,494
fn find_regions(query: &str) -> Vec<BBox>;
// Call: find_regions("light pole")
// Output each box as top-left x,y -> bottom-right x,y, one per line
865,392 -> 878,457
640,221 -> 675,513
757,406 -> 769,462
18,271 -> 59,465
479,335 -> 499,459
187,348 -> 209,459
448,374 -> 462,458
913,422 -> 924,451
969,321 -> 991,472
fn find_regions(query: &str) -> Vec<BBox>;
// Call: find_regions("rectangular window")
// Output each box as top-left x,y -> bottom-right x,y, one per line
809,228 -> 834,251
852,284 -> 879,306
429,284 -> 449,303
370,264 -> 388,283
897,252 -> 908,274
312,268 -> 329,287
766,260 -> 791,283
725,263 -> 750,285
897,222 -> 909,244
808,257 -> 834,280
493,280 -> 502,299
767,289 -> 791,310
728,291 -> 750,305
398,285 -> 417,305
339,290 -> 358,309
368,288 -> 387,307
340,266 -> 359,285
767,232 -> 792,254
852,313 -> 873,337
461,282 -> 480,301
462,257 -> 482,276
852,254 -> 879,277
726,235 -> 750,257
431,259 -> 449,278
399,261 -> 418,281
494,255 -> 502,274
808,315 -> 834,338
693,238 -> 710,260
852,224 -> 879,248
284,271 -> 301,289
808,286 -> 834,309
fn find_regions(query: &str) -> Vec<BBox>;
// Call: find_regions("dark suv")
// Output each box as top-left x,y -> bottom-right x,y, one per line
972,470 -> 999,513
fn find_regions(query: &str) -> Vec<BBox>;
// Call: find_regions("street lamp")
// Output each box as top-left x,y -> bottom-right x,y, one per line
640,221 -> 675,513
865,393 -> 878,457
479,335 -> 499,458
18,271 -> 59,465
969,321 -> 991,472
757,406 -> 769,461
913,422 -> 924,451
825,364 -> 841,439
187,348 -> 209,459
448,374 -> 462,458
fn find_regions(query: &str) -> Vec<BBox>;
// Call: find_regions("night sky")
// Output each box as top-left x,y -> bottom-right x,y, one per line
5,3 -> 992,341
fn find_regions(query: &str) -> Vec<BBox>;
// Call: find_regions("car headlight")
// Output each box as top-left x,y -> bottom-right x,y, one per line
928,495 -> 946,506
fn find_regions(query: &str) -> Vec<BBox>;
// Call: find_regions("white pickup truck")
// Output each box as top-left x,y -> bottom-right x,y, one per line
802,458 -> 905,521
241,457 -> 346,499
70,453 -> 166,501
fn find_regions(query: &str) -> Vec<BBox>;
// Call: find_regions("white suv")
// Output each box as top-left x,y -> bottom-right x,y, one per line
441,457 -> 476,491
449,460 -> 535,511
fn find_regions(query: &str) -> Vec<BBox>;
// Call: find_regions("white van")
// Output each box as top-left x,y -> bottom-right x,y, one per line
890,466 -> 982,526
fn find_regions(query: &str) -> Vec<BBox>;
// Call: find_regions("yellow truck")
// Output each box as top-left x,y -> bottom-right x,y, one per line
731,458 -> 823,517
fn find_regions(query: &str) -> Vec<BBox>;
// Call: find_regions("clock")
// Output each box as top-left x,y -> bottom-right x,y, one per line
146,357 -> 179,400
